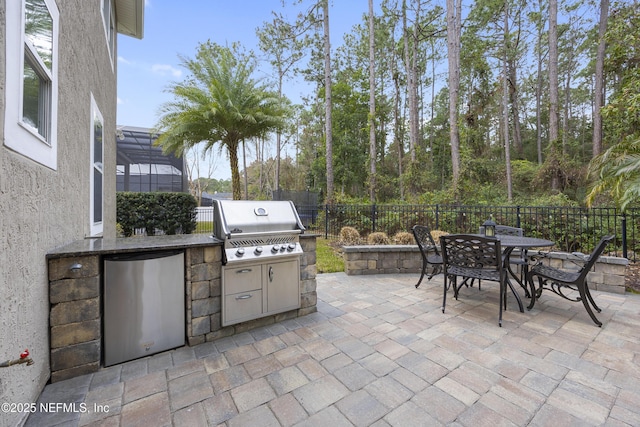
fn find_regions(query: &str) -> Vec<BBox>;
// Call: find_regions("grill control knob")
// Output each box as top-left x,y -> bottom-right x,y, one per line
254,246 -> 263,255
271,244 -> 281,253
235,248 -> 245,257
287,243 -> 296,252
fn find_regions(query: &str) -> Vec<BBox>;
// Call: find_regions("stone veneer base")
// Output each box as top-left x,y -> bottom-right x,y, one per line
343,244 -> 628,294
47,235 -> 317,382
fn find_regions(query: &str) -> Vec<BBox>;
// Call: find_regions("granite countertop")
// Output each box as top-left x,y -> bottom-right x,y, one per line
47,234 -> 222,258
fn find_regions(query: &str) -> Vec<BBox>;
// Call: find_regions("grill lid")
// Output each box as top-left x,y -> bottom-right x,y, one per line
213,200 -> 305,240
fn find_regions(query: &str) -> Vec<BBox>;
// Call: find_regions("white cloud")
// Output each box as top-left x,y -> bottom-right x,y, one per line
117,97 -> 123,105
151,64 -> 182,77
118,56 -> 132,65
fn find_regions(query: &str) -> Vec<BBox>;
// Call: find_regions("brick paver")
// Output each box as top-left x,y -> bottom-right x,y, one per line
26,273 -> 640,426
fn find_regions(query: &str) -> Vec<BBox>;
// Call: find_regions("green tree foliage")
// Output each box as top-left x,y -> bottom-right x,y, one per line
183,1 -> 637,208
587,2 -> 640,211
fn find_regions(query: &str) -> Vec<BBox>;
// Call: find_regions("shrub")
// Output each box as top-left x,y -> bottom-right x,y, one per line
117,192 -> 197,236
368,232 -> 390,245
339,226 -> 361,244
393,231 -> 414,245
430,230 -> 449,244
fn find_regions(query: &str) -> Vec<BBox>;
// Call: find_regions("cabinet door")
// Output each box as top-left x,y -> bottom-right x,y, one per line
265,259 -> 300,314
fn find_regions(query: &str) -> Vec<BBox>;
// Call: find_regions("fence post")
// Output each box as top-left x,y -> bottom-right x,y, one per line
516,206 -> 521,228
371,204 -> 376,233
324,204 -> 329,239
622,213 -> 628,259
435,204 -> 440,230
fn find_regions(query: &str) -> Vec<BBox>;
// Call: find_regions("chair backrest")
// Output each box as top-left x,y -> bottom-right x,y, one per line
412,225 -> 439,255
478,224 -> 523,236
440,234 -> 502,272
577,235 -> 614,279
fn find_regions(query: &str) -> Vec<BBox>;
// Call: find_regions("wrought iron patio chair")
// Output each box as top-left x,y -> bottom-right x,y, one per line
412,225 -> 443,288
440,234 -> 510,326
526,235 -> 614,327
473,225 -> 527,293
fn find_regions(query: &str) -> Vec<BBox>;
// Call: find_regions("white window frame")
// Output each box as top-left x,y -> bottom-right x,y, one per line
90,94 -> 104,237
101,0 -> 116,68
4,0 -> 59,170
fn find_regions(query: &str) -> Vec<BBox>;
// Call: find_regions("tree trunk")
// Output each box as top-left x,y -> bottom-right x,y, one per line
228,138 -> 242,200
593,0 -> 609,157
402,0 -> 416,163
548,0 -> 560,191
242,139 -> 248,199
276,74 -> 282,191
535,5 -> 544,165
393,63 -> 404,200
446,0 -> 462,193
323,0 -> 334,203
503,2 -> 513,202
368,0 -> 377,203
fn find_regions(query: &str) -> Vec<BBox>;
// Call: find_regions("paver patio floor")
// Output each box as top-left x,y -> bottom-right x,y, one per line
26,272 -> 640,426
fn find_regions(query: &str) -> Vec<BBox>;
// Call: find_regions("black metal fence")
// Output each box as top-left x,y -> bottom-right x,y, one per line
294,204 -> 640,261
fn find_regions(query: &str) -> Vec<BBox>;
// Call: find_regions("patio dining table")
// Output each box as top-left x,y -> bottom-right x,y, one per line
490,234 -> 555,312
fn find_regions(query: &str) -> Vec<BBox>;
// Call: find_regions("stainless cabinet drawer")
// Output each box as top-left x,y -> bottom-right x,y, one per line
223,289 -> 263,326
223,265 -> 261,294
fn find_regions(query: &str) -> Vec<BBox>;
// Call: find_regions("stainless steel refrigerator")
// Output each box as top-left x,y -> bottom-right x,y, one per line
103,250 -> 185,366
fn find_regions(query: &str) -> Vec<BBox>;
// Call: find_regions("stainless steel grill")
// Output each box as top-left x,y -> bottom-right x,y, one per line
213,200 -> 305,264
213,200 -> 305,327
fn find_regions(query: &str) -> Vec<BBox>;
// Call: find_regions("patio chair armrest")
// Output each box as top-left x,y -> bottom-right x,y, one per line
568,251 -> 590,267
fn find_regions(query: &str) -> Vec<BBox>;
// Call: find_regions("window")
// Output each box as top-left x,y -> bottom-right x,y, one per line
101,0 -> 116,65
90,95 -> 104,236
4,0 -> 59,169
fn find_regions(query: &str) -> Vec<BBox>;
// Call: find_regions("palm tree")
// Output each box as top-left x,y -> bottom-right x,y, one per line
155,42 -> 286,200
587,137 -> 640,212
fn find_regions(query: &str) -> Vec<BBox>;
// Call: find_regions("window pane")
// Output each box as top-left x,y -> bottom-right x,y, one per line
22,56 -> 49,138
94,168 -> 103,223
93,110 -> 103,225
94,117 -> 103,165
25,0 -> 53,71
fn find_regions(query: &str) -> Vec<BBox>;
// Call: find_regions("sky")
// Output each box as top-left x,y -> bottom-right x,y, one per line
116,0 -> 370,180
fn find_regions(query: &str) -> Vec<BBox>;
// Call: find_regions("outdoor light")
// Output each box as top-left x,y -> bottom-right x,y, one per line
482,217 -> 496,237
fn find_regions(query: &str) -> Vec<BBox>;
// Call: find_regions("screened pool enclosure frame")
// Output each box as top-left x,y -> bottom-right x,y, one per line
116,126 -> 188,193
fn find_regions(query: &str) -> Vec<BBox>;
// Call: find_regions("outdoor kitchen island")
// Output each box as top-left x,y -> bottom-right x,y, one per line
46,233 -> 317,383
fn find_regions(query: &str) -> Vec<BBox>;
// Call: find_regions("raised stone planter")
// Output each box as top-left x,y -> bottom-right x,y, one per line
343,245 -> 422,275
343,245 -> 628,294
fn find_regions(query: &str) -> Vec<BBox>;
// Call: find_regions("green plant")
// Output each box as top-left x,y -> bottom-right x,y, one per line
116,192 -> 197,236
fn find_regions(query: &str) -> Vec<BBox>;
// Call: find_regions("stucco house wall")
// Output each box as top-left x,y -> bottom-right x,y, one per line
0,1 -> 142,426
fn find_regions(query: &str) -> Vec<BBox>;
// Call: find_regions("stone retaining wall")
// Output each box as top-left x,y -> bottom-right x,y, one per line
343,245 -> 628,294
